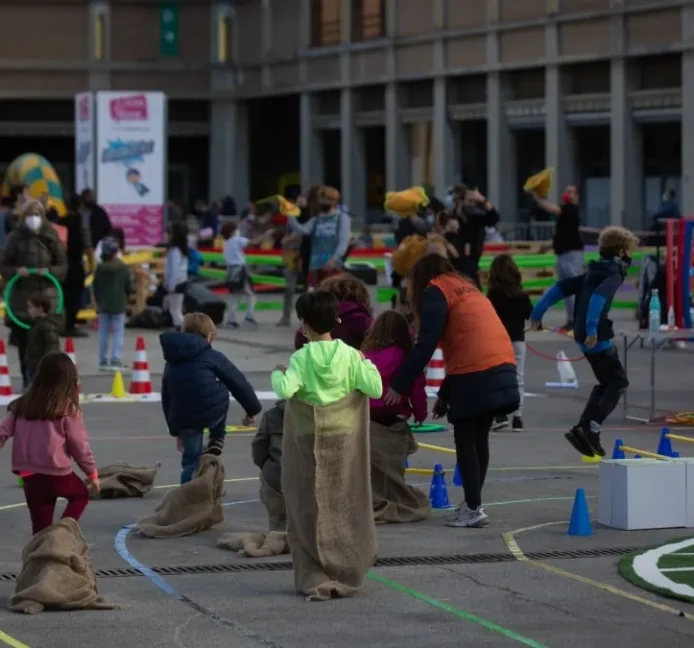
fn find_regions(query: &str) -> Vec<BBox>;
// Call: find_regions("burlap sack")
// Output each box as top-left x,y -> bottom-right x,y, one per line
8,518 -> 118,614
90,462 -> 160,499
370,421 -> 431,524
282,392 -> 377,601
135,455 -> 224,538
259,473 -> 286,532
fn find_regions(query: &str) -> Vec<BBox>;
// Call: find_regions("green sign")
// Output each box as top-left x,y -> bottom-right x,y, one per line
159,3 -> 180,57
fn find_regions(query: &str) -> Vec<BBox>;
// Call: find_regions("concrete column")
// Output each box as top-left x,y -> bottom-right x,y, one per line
433,77 -> 459,196
340,88 -> 367,217
209,101 -> 249,207
88,1 -> 110,90
300,93 -> 324,189
385,84 -> 409,190
682,6 -> 694,216
545,22 -> 575,202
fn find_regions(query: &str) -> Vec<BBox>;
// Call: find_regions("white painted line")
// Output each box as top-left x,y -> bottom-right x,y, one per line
660,567 -> 694,573
632,537 -> 694,598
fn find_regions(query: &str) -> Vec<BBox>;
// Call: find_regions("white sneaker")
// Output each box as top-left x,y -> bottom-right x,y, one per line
445,504 -> 489,528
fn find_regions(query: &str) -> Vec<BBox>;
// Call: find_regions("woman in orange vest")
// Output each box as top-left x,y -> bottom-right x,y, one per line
385,254 -> 519,528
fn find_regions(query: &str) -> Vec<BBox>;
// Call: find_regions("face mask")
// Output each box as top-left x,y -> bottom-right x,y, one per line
319,201 -> 332,213
621,254 -> 632,269
246,214 -> 255,222
25,215 -> 41,232
443,194 -> 455,209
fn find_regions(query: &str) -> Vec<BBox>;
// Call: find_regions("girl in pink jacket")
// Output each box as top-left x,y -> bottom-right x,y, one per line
362,310 -> 427,425
0,352 -> 100,535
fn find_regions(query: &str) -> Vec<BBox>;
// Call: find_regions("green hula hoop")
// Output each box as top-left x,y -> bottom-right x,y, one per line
410,423 -> 448,434
4,269 -> 64,331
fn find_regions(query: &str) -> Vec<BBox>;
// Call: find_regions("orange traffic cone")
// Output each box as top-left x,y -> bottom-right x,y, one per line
129,336 -> 152,394
425,347 -> 445,397
64,337 -> 81,393
0,339 -> 13,397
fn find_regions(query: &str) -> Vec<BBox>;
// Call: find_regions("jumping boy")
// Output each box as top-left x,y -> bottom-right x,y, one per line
160,312 -> 262,483
529,226 -> 639,458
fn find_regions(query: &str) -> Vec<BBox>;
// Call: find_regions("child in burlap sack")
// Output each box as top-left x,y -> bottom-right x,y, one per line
272,291 -> 382,600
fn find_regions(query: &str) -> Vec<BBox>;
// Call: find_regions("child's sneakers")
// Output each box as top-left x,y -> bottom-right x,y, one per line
110,360 -> 128,370
565,424 -> 605,458
511,416 -> 524,432
244,316 -> 258,327
445,504 -> 489,528
98,362 -> 109,372
227,321 -> 239,329
203,437 -> 225,457
491,416 -> 509,431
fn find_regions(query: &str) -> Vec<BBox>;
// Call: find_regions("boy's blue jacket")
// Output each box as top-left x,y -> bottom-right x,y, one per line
160,331 -> 262,435
531,257 -> 627,354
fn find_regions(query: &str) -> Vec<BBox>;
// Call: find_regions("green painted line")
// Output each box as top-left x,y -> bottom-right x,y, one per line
367,572 -> 548,647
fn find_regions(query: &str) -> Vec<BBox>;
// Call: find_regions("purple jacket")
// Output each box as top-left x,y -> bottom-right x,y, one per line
294,300 -> 373,351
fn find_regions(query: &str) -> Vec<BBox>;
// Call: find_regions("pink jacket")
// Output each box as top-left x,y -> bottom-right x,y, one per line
365,346 -> 427,423
0,410 -> 98,479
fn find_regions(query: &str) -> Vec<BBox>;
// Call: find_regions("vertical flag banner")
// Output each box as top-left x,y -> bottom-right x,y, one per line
95,91 -> 167,246
74,92 -> 95,195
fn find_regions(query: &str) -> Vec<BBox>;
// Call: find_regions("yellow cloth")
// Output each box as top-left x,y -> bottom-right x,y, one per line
384,186 -> 429,216
256,194 -> 301,217
523,168 -> 553,198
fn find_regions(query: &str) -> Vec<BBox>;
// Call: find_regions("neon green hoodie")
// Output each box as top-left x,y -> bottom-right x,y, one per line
271,339 -> 383,406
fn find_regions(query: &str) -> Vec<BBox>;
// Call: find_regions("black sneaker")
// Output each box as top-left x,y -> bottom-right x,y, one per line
511,416 -> 524,432
492,416 -> 509,431
565,425 -> 595,458
586,431 -> 606,457
203,437 -> 224,457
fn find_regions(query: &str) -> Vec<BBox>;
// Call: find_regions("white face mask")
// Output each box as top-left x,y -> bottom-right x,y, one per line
444,194 -> 455,209
25,215 -> 41,232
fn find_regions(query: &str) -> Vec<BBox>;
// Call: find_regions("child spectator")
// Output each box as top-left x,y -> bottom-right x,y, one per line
530,226 -> 639,458
487,254 -> 533,432
294,273 -> 373,351
0,352 -> 100,535
272,291 -> 382,404
24,291 -> 60,385
362,310 -> 427,426
160,312 -> 262,484
94,227 -> 125,265
164,221 -> 189,330
93,236 -> 132,370
221,221 -> 272,329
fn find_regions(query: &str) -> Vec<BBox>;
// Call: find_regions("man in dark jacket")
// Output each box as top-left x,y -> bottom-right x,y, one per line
160,313 -> 262,483
63,196 -> 94,337
80,188 -> 111,250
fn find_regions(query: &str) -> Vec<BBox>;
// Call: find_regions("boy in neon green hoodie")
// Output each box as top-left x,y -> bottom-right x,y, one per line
271,292 -> 382,404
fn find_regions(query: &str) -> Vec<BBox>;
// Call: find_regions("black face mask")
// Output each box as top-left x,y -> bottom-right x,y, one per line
318,201 -> 332,213
621,254 -> 632,268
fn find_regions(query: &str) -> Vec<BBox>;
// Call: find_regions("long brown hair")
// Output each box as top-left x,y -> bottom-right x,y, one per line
316,273 -> 372,311
488,253 -> 523,297
362,310 -> 412,355
9,352 -> 80,420
407,254 -> 457,322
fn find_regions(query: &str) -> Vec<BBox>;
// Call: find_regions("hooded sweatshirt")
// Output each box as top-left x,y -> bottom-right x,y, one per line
271,339 -> 382,406
294,300 -> 373,351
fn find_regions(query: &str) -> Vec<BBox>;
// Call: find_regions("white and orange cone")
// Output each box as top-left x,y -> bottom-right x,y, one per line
64,337 -> 81,393
129,336 -> 152,394
425,347 -> 445,397
0,339 -> 13,397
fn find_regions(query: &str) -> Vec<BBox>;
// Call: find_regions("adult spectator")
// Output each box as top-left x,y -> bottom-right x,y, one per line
80,188 -> 111,250
4,184 -> 29,236
198,200 -> 221,243
1,199 -> 68,388
528,184 -> 584,331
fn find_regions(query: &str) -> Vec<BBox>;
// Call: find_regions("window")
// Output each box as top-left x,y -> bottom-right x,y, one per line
353,0 -> 385,41
311,0 -> 341,47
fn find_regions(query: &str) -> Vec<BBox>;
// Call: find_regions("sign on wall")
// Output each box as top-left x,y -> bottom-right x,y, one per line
74,92 -> 95,195
95,91 -> 167,246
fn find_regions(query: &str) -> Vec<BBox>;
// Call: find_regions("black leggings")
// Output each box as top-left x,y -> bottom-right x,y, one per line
453,414 -> 494,510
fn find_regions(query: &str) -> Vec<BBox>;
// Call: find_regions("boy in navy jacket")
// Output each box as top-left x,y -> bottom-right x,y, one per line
160,312 -> 262,483
529,226 -> 639,459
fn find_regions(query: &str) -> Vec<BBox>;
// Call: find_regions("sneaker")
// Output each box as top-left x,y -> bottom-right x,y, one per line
586,431 -> 606,457
565,425 -> 595,458
445,504 -> 489,528
245,317 -> 258,327
276,319 -> 290,327
511,416 -> 524,432
561,321 -> 574,333
227,322 -> 239,329
110,360 -> 128,370
203,437 -> 225,457
491,416 -> 509,431
98,362 -> 109,372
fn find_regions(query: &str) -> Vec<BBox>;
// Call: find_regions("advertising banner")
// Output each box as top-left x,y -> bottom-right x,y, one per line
74,92 -> 95,195
95,91 -> 167,246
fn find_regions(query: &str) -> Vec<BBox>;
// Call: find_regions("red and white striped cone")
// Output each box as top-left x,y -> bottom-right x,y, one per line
64,337 -> 81,393
425,347 -> 445,397
129,336 -> 152,394
0,339 -> 13,397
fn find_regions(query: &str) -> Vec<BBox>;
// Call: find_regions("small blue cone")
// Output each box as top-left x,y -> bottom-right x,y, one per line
568,488 -> 592,537
429,464 -> 450,509
611,438 -> 625,460
672,451 -> 681,458
656,428 -> 674,458
452,464 -> 463,487
634,455 -> 642,459
404,457 -> 409,468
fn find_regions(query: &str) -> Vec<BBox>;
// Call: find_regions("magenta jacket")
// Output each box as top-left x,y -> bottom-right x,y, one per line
365,345 -> 427,423
294,300 -> 374,351
0,410 -> 98,479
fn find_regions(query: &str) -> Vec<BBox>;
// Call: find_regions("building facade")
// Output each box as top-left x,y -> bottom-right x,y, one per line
0,0 -> 692,227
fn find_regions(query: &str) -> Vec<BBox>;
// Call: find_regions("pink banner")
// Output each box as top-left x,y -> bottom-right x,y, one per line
103,204 -> 164,247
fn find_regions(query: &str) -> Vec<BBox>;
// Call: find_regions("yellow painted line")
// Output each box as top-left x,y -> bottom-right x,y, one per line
0,509 -> 29,646
502,522 -> 694,621
152,476 -> 258,491
489,465 -> 597,472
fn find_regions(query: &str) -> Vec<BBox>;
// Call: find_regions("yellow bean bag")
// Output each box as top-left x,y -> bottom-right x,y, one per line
523,168 -> 553,198
256,194 -> 300,217
384,186 -> 429,217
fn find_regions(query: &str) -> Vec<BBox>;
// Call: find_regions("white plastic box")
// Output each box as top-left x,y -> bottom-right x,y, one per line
671,458 -> 694,528
598,459 -> 687,530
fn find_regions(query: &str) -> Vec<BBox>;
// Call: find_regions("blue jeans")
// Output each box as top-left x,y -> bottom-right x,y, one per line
179,415 -> 226,484
98,313 -> 126,365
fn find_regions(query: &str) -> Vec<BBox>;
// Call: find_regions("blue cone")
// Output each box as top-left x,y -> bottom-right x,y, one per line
568,488 -> 592,537
452,464 -> 463,487
404,457 -> 409,468
657,427 -> 674,458
634,455 -> 642,459
429,464 -> 450,509
611,438 -> 625,460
